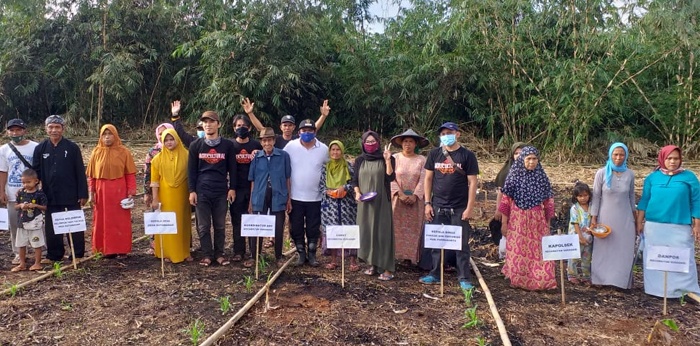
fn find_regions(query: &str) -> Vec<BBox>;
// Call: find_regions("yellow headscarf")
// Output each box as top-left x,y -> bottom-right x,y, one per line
326,140 -> 350,189
152,128 -> 188,188
86,124 -> 137,180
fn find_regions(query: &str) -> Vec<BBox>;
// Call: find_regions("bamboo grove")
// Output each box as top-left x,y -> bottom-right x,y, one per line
0,0 -> 698,156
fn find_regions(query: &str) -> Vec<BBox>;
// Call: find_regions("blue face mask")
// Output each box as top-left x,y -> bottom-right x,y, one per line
300,132 -> 315,143
197,130 -> 205,138
440,134 -> 456,147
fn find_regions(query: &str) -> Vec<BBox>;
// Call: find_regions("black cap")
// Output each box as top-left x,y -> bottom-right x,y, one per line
299,119 -> 316,130
281,115 -> 295,124
7,119 -> 27,129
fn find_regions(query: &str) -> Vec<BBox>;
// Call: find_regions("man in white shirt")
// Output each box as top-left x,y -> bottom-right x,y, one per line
0,119 -> 38,264
283,119 -> 329,266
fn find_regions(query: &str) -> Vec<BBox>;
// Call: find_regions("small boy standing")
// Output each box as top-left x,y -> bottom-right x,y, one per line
11,168 -> 48,272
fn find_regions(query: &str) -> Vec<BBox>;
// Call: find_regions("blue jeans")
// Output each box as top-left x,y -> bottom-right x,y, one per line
428,206 -> 472,282
195,193 -> 228,259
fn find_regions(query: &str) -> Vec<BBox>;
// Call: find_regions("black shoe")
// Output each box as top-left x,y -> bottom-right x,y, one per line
307,251 -> 319,267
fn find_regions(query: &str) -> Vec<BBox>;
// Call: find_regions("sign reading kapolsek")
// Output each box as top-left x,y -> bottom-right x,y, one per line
424,224 -> 462,251
241,214 -> 276,237
645,246 -> 690,273
51,210 -> 87,234
542,234 -> 581,261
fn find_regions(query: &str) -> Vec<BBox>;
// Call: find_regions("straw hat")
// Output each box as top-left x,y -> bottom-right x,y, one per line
390,129 -> 429,148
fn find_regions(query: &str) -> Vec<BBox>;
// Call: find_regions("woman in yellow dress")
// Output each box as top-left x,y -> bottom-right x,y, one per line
150,129 -> 192,263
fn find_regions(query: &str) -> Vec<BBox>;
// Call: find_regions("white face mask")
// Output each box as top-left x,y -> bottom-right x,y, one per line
440,134 -> 456,146
197,130 -> 205,138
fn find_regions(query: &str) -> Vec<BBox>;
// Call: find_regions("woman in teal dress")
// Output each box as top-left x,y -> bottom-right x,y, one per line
636,145 -> 700,298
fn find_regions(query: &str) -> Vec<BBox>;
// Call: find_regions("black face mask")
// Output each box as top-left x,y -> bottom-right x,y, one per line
235,127 -> 250,139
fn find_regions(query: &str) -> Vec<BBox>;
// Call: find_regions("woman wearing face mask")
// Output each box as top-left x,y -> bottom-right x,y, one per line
637,145 -> 700,298
87,124 -> 137,259
352,131 -> 396,281
589,142 -> 637,289
150,129 -> 192,263
499,146 -> 556,290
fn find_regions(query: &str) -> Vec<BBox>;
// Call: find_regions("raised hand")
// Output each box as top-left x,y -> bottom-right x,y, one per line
320,99 -> 330,117
383,144 -> 392,161
171,100 -> 181,116
241,98 -> 254,114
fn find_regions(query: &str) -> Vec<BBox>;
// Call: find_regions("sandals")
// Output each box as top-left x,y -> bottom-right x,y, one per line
378,273 -> 395,281
325,262 -> 338,270
216,257 -> 231,266
243,259 -> 255,268
263,239 -> 274,248
11,265 -> 27,272
28,263 -> 43,271
199,258 -> 212,267
363,267 -> 376,276
231,254 -> 243,262
348,263 -> 361,272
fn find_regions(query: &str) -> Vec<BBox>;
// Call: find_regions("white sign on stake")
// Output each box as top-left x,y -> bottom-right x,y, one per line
144,211 -> 178,235
0,208 -> 8,230
424,224 -> 462,251
51,210 -> 87,234
542,234 -> 581,261
645,246 -> 690,273
241,214 -> 276,237
326,225 -> 360,249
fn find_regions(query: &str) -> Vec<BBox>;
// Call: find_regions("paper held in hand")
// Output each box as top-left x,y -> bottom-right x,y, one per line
424,224 -> 462,251
51,209 -> 87,234
241,214 -> 276,237
541,234 -> 581,261
0,208 -> 8,230
645,246 -> 690,273
144,211 -> 178,235
326,225 -> 360,249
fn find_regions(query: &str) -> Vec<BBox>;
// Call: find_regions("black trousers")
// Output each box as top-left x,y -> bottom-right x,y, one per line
229,187 -> 250,257
195,193 -> 228,259
428,206 -> 473,283
289,200 -> 321,248
250,185 -> 285,259
45,204 -> 85,261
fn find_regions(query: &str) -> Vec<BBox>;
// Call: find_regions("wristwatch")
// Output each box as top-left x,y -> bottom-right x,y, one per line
424,201 -> 432,206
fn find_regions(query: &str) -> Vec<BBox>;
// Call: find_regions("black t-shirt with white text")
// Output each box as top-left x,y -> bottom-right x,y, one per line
424,146 -> 479,208
232,139 -> 262,190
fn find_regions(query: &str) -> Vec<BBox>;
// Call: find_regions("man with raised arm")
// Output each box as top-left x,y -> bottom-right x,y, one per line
242,98 -> 330,149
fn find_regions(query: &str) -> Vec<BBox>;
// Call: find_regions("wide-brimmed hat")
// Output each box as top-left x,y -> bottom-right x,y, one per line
390,129 -> 429,148
259,127 -> 276,139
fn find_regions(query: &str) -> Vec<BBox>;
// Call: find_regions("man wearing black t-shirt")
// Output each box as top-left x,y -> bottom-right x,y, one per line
229,114 -> 263,266
188,111 -> 237,267
241,97 -> 330,149
419,122 -> 479,291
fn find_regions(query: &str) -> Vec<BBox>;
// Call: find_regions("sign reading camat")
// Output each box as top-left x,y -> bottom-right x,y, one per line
144,211 -> 178,235
241,214 -> 276,237
326,225 -> 360,249
541,234 -> 581,261
645,246 -> 690,273
51,210 -> 87,234
424,224 -> 462,251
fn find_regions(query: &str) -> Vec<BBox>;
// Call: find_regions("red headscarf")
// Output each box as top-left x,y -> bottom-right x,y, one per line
657,145 -> 684,175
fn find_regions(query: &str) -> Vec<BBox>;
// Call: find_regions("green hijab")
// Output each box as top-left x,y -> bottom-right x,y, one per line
495,142 -> 527,188
326,140 -> 351,189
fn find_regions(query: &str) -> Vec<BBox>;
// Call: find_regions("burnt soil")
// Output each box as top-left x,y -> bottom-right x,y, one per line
1,142 -> 699,346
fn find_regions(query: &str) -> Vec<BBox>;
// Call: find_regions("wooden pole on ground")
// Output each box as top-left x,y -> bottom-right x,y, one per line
255,238 -> 260,280
663,271 -> 668,315
65,208 -> 77,269
341,247 -> 345,288
199,249 -> 297,346
160,235 -> 165,278
470,258 -> 512,346
557,230 -> 565,305
687,292 -> 700,304
440,248 -> 445,297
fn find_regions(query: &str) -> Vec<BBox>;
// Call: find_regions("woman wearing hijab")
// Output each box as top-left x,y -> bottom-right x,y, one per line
590,142 -> 636,289
389,129 -> 428,265
498,146 -> 556,290
494,142 -> 527,220
150,129 -> 192,263
320,140 -> 359,271
352,131 -> 396,281
636,145 -> 700,298
144,123 -> 174,207
87,124 -> 137,258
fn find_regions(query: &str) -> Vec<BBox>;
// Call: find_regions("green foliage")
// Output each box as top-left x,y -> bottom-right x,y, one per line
462,287 -> 475,307
182,318 -> 205,346
6,283 -> 20,298
218,295 -> 231,315
660,319 -> 679,332
462,305 -> 480,329
243,275 -> 254,293
53,262 -> 63,278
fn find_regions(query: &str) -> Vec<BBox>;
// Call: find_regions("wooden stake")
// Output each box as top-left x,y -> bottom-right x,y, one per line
470,258 -> 512,346
341,247 -> 345,288
160,235 -> 165,278
558,230 -> 565,305
687,292 -> 700,304
663,271 -> 668,315
255,237 -> 260,280
440,248 -> 444,297
65,208 -> 77,269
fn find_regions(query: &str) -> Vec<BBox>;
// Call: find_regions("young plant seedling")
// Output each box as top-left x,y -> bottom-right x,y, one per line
182,319 -> 205,346
475,336 -> 489,346
53,262 -> 63,278
93,252 -> 103,261
283,238 -> 291,251
219,296 -> 231,315
61,300 -> 73,311
660,319 -> 679,331
6,284 -> 20,297
462,305 -> 480,329
679,293 -> 687,307
258,255 -> 269,273
462,287 -> 475,307
243,275 -> 254,293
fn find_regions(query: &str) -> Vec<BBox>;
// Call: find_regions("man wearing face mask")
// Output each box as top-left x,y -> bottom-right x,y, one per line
419,122 -> 479,291
0,119 -> 39,264
283,119 -> 329,266
229,114 -> 263,265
